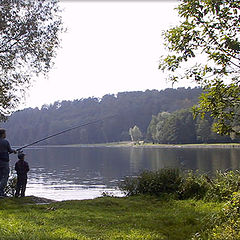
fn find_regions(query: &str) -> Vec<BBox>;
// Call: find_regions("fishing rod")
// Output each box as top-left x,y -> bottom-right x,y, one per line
16,114 -> 118,152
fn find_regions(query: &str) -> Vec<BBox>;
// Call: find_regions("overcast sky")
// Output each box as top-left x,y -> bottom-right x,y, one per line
22,0 -> 195,109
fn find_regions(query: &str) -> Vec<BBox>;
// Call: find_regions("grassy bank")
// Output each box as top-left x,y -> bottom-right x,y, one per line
0,195 -> 222,240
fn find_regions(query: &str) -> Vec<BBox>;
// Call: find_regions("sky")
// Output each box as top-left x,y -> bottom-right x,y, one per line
22,0 -> 195,109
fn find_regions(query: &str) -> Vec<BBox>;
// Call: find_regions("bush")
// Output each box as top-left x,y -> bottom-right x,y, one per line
193,192 -> 240,240
119,168 -> 240,202
4,168 -> 17,197
178,171 -> 209,200
119,168 -> 182,196
205,170 -> 240,202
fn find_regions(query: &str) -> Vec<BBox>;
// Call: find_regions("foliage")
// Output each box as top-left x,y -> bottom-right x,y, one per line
195,115 -> 212,143
147,108 -> 233,144
193,192 -> 240,240
146,112 -> 170,142
0,195 -> 221,240
178,171 -> 209,200
2,87 -> 202,145
0,0 -> 63,119
119,169 -> 240,202
159,0 -> 240,136
119,168 -> 182,197
129,125 -> 143,142
4,169 -> 17,197
205,170 -> 240,202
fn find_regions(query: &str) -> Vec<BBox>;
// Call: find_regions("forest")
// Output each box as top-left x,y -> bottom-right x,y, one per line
147,109 -> 235,144
1,87 -> 235,146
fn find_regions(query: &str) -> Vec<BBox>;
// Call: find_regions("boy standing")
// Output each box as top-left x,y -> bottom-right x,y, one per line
15,152 -> 29,197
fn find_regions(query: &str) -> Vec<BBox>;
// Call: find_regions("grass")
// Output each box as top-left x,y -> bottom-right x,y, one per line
0,195 -> 222,240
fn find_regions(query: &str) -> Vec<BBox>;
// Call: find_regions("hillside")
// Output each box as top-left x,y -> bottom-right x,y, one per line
2,87 -> 202,145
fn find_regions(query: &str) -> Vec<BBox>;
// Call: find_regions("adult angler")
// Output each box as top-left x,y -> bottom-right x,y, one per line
0,128 -> 16,197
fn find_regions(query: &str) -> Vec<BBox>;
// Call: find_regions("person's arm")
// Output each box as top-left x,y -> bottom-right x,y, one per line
26,162 -> 30,173
6,140 -> 16,154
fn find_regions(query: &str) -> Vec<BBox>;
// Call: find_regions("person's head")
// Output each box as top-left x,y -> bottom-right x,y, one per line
18,152 -> 25,160
0,129 -> 6,139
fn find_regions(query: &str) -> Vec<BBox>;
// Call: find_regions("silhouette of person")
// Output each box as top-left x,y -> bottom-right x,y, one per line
15,152 -> 29,197
0,128 -> 16,197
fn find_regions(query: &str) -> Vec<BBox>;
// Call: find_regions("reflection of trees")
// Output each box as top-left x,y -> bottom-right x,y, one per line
195,149 -> 213,173
13,147 -> 240,188
100,147 -> 130,181
129,147 -> 144,174
24,147 -> 133,187
211,150 -> 231,172
129,148 -> 181,173
145,149 -> 165,171
230,149 -> 240,170
148,149 -> 180,171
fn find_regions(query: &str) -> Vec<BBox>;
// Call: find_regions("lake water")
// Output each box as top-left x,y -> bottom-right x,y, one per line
9,145 -> 240,201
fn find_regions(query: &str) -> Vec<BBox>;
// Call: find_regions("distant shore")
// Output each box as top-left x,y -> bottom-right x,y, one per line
134,143 -> 240,149
50,141 -> 240,149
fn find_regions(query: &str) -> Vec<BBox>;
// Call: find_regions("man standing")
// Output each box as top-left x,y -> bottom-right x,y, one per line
0,128 -> 16,197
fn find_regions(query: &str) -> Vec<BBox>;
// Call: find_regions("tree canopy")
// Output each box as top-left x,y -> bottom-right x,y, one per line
147,109 -> 233,144
2,87 -> 235,145
159,0 -> 240,135
2,88 -> 202,145
129,125 -> 143,142
0,0 -> 63,119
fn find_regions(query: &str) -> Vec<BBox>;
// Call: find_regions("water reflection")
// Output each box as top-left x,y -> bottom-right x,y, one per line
8,146 -> 240,201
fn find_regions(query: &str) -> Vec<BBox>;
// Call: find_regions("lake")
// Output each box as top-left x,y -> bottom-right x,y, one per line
9,145 -> 240,201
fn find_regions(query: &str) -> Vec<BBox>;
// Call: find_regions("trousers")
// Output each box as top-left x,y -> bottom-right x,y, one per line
15,175 -> 27,197
0,161 -> 10,196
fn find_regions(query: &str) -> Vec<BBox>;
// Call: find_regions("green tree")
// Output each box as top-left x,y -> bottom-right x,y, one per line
159,0 -> 240,135
160,109 -> 196,144
2,88 -> 202,145
148,109 -> 197,144
196,117 -> 212,143
0,0 -> 63,119
147,112 -> 170,142
175,109 -> 196,143
129,125 -> 143,142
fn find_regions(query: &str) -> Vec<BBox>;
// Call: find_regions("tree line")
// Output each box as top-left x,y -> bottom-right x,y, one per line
2,87 -> 203,146
0,0 -> 238,148
146,109 -> 237,144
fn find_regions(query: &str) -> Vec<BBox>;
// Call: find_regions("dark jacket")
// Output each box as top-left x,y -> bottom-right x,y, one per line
15,160 -> 29,177
0,138 -> 14,162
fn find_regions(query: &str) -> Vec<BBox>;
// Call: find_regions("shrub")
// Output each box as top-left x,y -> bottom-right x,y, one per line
4,168 -> 17,197
205,170 -> 240,202
119,168 -> 240,202
178,171 -> 209,200
193,192 -> 240,240
119,168 -> 182,196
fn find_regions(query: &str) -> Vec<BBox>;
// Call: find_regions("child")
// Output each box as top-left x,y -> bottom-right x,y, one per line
15,152 -> 29,197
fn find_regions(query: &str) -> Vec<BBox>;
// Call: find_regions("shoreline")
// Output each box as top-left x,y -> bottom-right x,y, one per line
27,142 -> 240,149
132,143 -> 240,149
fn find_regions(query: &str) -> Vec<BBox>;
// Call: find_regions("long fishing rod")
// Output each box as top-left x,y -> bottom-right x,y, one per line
16,114 -> 118,152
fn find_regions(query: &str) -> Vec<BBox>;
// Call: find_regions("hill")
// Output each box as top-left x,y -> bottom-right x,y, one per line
2,87 -> 202,145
